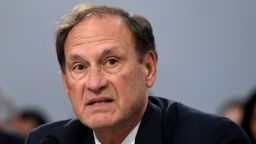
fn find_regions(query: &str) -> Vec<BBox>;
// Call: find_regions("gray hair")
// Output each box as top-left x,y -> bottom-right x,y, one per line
56,3 -> 157,73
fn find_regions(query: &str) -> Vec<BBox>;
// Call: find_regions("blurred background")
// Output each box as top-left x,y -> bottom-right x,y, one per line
0,0 -> 255,125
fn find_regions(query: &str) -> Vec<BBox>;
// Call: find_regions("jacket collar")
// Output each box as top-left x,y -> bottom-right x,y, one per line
63,97 -> 164,144
64,119 -> 94,144
135,99 -> 163,144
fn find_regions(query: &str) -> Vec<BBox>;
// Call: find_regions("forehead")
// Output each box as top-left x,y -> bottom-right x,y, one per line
64,15 -> 133,47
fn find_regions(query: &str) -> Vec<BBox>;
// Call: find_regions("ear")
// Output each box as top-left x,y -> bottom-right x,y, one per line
61,72 -> 71,100
143,51 -> 157,88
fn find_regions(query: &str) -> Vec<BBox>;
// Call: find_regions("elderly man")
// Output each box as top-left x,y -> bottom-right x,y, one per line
25,3 -> 250,144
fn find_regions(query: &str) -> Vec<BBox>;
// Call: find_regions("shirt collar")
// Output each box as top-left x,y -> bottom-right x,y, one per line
93,122 -> 141,144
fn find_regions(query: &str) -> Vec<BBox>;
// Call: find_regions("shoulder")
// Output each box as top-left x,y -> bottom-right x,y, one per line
31,119 -> 71,133
148,96 -> 224,130
148,96 -> 250,143
28,119 -> 72,138
149,96 -> 232,123
148,96 -> 217,120
25,119 -> 92,144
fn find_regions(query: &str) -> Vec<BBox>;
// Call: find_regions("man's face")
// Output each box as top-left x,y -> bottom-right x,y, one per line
62,15 -> 156,131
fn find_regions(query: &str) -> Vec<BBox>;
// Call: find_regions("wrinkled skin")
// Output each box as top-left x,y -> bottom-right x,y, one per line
62,15 -> 157,143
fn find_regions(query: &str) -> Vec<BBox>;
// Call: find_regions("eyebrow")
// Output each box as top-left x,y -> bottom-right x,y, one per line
100,48 -> 115,57
68,54 -> 85,62
67,47 -> 121,62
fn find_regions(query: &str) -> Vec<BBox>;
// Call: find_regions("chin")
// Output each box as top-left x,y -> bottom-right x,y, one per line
83,115 -> 116,130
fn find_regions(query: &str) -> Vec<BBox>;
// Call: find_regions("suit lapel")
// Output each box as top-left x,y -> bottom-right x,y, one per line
135,100 -> 163,144
64,119 -> 95,144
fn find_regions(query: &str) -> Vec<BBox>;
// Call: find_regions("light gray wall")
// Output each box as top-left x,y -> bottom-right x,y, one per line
0,0 -> 255,121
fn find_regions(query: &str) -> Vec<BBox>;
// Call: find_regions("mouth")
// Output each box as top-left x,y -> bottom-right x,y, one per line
87,97 -> 114,105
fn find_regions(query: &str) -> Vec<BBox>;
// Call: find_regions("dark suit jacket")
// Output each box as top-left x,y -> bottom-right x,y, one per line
25,96 -> 250,144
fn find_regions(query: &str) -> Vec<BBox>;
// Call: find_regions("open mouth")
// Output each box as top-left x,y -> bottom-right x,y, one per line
88,98 -> 114,105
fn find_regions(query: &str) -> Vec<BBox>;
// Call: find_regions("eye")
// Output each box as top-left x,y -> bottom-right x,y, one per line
73,63 -> 85,71
105,58 -> 118,67
102,57 -> 123,74
68,63 -> 88,80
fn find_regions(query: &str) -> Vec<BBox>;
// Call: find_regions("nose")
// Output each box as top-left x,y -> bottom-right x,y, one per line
86,66 -> 107,93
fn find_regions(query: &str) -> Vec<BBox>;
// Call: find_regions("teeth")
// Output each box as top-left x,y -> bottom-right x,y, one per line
96,101 -> 107,104
93,100 -> 112,105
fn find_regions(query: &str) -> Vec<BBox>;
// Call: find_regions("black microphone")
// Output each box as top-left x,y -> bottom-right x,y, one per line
40,136 -> 59,144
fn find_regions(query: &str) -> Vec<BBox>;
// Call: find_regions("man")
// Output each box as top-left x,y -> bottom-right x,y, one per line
0,90 -> 24,144
9,108 -> 48,136
219,98 -> 244,125
25,3 -> 250,144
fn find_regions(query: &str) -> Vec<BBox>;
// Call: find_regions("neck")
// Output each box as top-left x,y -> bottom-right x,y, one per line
95,113 -> 143,144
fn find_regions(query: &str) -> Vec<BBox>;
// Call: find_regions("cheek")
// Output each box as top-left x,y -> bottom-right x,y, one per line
112,72 -> 147,123
114,66 -> 146,105
65,79 -> 86,112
